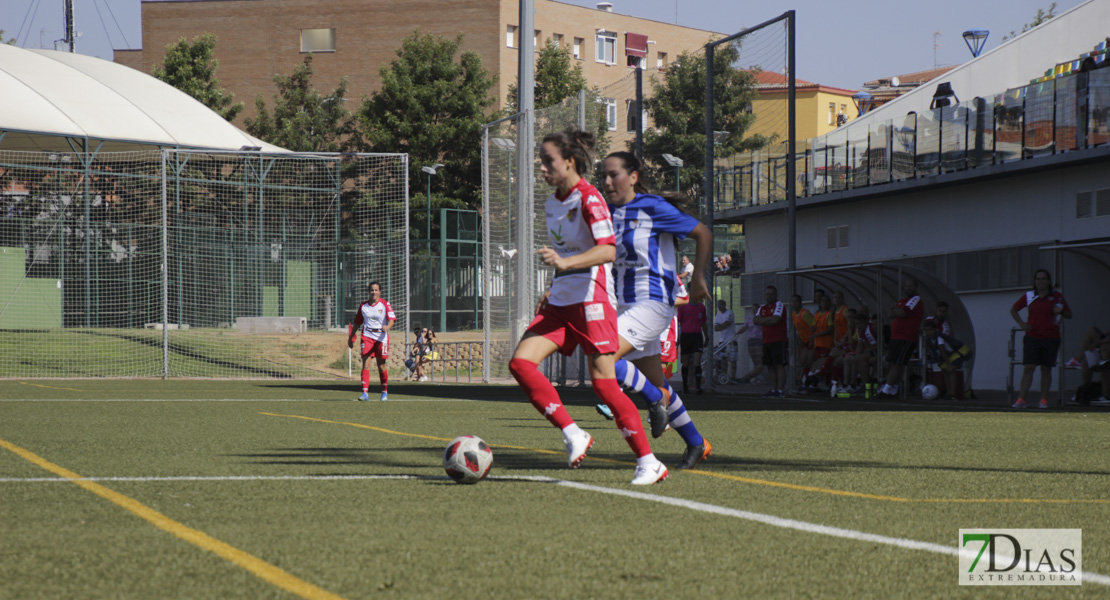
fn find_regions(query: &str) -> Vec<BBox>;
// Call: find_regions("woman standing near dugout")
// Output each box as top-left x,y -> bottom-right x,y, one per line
596,151 -> 715,470
507,129 -> 669,485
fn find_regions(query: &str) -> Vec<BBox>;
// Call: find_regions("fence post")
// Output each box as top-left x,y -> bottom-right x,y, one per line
161,149 -> 169,379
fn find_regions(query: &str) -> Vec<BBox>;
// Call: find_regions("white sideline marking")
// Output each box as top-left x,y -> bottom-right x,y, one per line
6,472 -> 1106,585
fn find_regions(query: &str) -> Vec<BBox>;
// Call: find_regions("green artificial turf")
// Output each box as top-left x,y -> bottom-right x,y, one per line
1,380 -> 1108,598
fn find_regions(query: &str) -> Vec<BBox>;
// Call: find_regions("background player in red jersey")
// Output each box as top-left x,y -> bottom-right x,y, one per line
348,282 -> 396,401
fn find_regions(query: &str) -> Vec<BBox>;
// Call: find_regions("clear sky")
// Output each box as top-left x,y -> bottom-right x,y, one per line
1,0 -> 1084,90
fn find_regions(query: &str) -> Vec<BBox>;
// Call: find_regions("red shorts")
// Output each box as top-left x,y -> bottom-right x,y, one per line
526,301 -> 619,356
660,339 -> 677,364
360,336 -> 389,359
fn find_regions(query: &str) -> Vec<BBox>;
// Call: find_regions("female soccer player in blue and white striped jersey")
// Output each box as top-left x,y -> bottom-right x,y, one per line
599,151 -> 715,469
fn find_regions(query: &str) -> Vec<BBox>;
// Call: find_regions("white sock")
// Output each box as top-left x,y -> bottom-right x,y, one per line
636,453 -> 659,467
561,423 -> 584,441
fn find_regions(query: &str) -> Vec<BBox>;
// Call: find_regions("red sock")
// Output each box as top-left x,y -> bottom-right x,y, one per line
593,378 -> 651,458
361,369 -> 370,392
379,369 -> 388,392
509,358 -> 573,429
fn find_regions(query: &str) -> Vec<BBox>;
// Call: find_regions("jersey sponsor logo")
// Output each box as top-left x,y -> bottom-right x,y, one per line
585,303 -> 606,322
550,223 -> 566,246
591,220 -> 614,240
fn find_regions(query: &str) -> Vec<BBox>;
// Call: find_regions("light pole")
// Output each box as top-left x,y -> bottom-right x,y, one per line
662,153 -> 683,193
422,164 -> 444,244
962,29 -> 989,58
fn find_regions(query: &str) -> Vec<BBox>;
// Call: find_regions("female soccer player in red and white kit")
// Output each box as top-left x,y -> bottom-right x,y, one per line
508,129 -> 668,485
348,281 -> 396,401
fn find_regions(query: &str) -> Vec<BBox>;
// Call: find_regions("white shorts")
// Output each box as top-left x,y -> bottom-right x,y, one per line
617,300 -> 674,361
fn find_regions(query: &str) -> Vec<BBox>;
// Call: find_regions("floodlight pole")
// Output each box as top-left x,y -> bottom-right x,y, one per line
514,0 -> 536,347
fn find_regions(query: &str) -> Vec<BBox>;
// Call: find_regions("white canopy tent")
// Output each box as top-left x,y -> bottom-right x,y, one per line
0,44 -> 283,153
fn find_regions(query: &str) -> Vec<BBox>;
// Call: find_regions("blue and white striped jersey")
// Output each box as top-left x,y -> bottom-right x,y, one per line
609,194 -> 701,307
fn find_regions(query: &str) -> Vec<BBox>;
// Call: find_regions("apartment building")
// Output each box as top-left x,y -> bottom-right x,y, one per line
114,0 -> 720,129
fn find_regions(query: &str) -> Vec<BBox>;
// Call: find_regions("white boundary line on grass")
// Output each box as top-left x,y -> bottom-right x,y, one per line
5,472 -> 1107,586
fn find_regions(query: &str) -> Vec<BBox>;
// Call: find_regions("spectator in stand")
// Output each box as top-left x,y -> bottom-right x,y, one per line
679,255 -> 694,285
714,299 -> 737,381
1010,269 -> 1071,409
678,299 -> 709,395
877,276 -> 924,398
804,293 -> 835,392
727,249 -> 743,276
735,303 -> 766,384
791,294 -> 815,386
753,285 -> 788,397
922,319 -> 973,400
1065,325 -> 1110,404
841,310 -> 878,395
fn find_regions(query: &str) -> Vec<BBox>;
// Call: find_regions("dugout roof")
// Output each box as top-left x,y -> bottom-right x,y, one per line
0,44 -> 283,153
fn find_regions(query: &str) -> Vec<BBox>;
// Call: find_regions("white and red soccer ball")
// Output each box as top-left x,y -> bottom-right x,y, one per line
443,435 -> 493,484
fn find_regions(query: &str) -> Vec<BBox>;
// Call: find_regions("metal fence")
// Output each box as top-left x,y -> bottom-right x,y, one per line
716,67 -> 1110,210
0,149 -> 408,378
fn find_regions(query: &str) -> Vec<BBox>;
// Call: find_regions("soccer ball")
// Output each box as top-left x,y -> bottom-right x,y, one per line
443,435 -> 493,484
921,384 -> 940,401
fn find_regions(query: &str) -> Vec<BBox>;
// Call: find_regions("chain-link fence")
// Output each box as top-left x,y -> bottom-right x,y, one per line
0,149 -> 408,378
481,92 -> 603,382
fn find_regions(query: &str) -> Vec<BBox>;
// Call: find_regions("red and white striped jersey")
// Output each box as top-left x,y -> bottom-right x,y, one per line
544,178 -> 617,308
353,299 -> 395,342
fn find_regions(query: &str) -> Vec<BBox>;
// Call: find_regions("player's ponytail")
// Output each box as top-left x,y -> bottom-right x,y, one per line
542,128 -> 595,177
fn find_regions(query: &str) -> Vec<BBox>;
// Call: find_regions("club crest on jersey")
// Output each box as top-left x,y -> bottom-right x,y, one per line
567,207 -> 578,222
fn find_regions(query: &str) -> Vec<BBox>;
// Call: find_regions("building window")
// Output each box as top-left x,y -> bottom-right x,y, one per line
627,55 -> 644,69
827,225 -> 849,249
573,37 -> 584,59
553,33 -> 563,48
300,28 -> 335,53
828,102 -> 835,125
596,31 -> 617,64
534,30 -> 541,51
657,51 -> 668,69
604,98 -> 617,131
507,25 -> 517,48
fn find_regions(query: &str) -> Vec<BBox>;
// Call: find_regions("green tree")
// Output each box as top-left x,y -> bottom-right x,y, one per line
352,32 -> 497,227
1002,2 -> 1057,41
245,59 -> 352,152
153,33 -> 243,122
506,38 -> 588,111
506,38 -> 611,162
643,46 -> 766,205
1,29 -> 16,45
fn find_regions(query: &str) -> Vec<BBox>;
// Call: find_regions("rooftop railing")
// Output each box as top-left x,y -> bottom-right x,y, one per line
715,68 -> 1110,212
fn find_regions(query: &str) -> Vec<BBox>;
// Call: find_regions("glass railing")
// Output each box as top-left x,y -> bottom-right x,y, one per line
715,68 -> 1110,212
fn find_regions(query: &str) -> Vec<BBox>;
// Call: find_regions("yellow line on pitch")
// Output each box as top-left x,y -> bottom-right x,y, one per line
0,437 -> 346,600
19,381 -> 83,391
262,412 -> 1110,505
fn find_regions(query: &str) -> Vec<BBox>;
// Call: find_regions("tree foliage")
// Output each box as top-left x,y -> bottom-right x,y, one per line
506,38 -> 589,111
245,58 -> 352,152
1002,2 -> 1057,41
1,29 -> 16,45
643,45 -> 765,205
351,32 -> 497,224
153,33 -> 244,122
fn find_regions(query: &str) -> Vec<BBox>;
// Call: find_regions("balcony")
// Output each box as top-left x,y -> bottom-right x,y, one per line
715,68 -> 1110,214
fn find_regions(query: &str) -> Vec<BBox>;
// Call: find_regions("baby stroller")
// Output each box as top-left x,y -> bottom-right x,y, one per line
707,333 -> 738,385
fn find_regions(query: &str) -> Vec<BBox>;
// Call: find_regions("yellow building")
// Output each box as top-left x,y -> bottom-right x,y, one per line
746,72 -> 858,142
